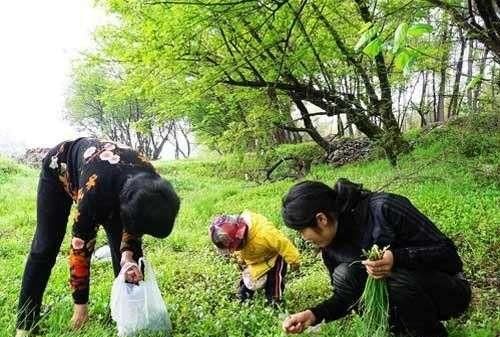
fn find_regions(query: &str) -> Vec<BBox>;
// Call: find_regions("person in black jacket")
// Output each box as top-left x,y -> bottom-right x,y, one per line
280,179 -> 470,337
15,138 -> 180,337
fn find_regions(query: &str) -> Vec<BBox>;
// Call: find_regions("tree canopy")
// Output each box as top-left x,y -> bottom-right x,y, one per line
66,0 -> 500,162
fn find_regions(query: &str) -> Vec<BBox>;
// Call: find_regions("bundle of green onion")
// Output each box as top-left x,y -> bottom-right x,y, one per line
359,244 -> 390,337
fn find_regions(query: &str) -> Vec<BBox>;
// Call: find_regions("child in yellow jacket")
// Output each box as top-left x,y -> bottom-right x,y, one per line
209,210 -> 300,305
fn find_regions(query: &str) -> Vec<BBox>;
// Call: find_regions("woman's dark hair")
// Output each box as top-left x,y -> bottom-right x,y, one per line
281,178 -> 368,230
120,172 -> 180,238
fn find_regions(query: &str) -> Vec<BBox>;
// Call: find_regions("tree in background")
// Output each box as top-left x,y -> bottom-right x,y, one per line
66,0 -> 499,162
66,60 -> 191,159
427,0 -> 500,61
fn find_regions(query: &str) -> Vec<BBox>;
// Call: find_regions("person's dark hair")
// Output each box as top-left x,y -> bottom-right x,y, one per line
120,172 -> 180,238
281,178 -> 368,230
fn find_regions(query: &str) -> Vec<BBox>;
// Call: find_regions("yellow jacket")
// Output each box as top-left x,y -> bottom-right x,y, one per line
233,210 -> 300,279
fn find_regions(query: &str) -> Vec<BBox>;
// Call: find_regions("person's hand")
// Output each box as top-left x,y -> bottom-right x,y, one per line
15,329 -> 30,337
125,264 -> 143,283
290,263 -> 300,271
70,304 -> 89,329
282,310 -> 316,334
121,251 -> 144,283
362,249 -> 394,279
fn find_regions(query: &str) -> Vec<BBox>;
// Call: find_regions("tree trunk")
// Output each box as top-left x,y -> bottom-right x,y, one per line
292,96 -> 332,153
467,39 -> 475,110
492,64 -> 497,112
178,122 -> 191,157
473,48 -> 489,111
432,71 -> 438,122
448,29 -> 466,117
426,0 -> 500,61
437,28 -> 449,122
337,114 -> 344,137
418,71 -> 429,127
347,120 -> 354,137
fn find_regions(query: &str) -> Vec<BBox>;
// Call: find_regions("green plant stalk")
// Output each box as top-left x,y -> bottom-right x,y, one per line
359,244 -> 390,337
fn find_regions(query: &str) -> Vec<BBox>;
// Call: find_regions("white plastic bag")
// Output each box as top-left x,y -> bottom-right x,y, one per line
93,245 -> 112,262
110,258 -> 172,337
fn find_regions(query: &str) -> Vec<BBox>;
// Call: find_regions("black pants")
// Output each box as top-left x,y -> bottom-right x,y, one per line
332,263 -> 471,337
16,158 -> 122,331
238,255 -> 288,304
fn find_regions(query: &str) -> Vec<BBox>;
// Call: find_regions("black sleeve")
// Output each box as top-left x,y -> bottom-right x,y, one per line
120,231 -> 144,261
308,251 -> 356,323
374,195 -> 463,274
309,293 -> 354,323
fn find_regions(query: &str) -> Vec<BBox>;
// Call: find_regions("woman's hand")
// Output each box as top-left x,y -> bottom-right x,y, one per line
362,249 -> 394,279
282,310 -> 316,334
70,304 -> 89,329
120,251 -> 144,283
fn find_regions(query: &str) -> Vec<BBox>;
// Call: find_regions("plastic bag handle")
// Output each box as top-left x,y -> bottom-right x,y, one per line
138,257 -> 157,282
137,257 -> 148,280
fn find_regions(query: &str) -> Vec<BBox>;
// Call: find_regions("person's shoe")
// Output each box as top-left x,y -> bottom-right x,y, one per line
15,329 -> 30,337
266,299 -> 283,309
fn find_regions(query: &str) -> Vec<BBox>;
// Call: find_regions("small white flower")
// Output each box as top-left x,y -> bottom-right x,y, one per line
103,143 -> 116,151
83,146 -> 97,159
49,155 -> 58,169
60,162 -> 67,173
108,154 -> 120,164
99,150 -> 114,161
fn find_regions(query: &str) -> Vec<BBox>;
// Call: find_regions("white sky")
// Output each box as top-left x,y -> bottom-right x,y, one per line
0,1 -> 107,152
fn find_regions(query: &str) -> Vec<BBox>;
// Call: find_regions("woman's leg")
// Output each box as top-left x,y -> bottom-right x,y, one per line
103,216 -> 123,278
388,269 -> 471,337
17,162 -> 72,330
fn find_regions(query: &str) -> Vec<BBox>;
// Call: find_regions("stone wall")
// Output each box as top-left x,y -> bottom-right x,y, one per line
326,138 -> 372,166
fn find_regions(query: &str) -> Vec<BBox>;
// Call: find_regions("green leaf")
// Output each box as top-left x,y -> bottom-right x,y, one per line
358,22 -> 373,35
354,31 -> 371,52
466,75 -> 482,90
393,23 -> 408,54
407,23 -> 433,38
403,53 -> 417,76
395,49 -> 410,71
355,27 -> 377,52
363,38 -> 382,58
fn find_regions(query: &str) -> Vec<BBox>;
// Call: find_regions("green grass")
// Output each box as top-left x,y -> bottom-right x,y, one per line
0,115 -> 499,336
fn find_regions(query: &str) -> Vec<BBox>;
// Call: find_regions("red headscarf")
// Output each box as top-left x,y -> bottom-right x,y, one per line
209,214 -> 248,252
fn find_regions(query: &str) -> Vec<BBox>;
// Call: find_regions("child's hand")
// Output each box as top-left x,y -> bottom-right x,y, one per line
290,263 -> 300,271
282,310 -> 316,334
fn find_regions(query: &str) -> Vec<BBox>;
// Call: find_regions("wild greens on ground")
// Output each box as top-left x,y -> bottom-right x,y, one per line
0,116 -> 498,336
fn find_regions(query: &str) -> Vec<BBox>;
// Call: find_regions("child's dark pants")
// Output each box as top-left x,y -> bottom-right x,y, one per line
238,255 -> 288,304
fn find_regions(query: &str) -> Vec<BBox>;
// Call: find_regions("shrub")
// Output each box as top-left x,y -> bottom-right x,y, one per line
0,157 -> 23,184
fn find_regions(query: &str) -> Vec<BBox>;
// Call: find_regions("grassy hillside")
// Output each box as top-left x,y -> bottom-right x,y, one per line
0,114 -> 498,336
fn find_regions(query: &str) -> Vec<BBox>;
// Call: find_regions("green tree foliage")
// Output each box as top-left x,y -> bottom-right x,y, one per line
186,85 -> 296,153
427,0 -> 500,61
67,0 -> 499,164
86,0 -> 439,164
66,59 -> 186,159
